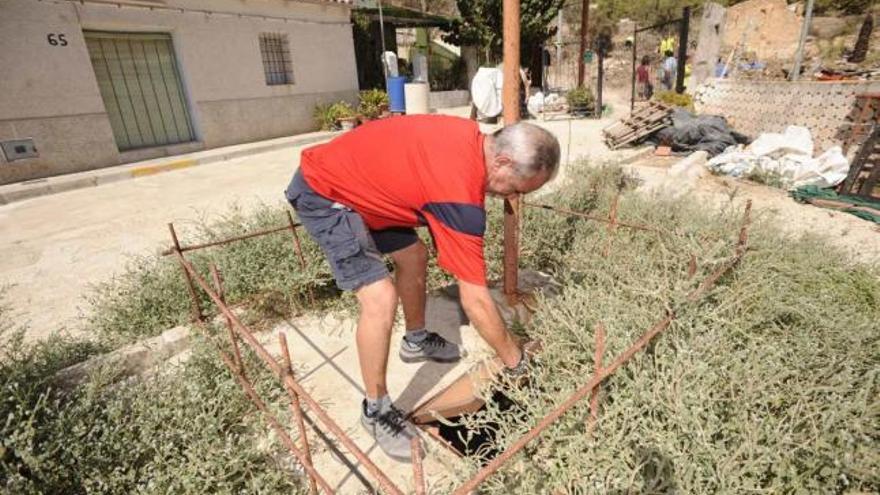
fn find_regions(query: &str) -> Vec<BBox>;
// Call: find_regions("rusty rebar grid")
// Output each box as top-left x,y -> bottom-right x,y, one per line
286,210 -> 316,307
188,309 -> 334,493
586,322 -> 606,435
279,332 -> 318,495
602,191 -> 621,258
451,200 -> 752,494
168,222 -> 204,323
162,224 -> 295,256
411,436 -> 426,495
173,251 -> 405,495
523,201 -> 663,234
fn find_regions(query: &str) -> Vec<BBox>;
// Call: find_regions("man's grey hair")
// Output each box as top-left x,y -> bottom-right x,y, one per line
492,122 -> 561,180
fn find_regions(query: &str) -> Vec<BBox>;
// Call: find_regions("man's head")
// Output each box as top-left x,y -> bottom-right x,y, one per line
484,122 -> 560,198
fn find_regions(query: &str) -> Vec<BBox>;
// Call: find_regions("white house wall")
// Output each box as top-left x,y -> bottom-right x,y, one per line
0,0 -> 358,184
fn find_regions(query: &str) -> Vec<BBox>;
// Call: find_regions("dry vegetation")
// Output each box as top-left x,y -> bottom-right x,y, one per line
2,163 -> 877,493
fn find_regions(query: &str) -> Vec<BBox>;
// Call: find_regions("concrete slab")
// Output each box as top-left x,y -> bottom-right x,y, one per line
255,290 -> 492,493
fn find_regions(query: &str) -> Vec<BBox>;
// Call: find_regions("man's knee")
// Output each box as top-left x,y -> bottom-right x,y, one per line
391,240 -> 428,270
356,278 -> 398,315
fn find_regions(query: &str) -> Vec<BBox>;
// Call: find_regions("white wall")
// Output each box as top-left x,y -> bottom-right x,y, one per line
0,0 -> 358,184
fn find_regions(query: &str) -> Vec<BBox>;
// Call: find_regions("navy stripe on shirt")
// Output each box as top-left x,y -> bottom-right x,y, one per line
421,202 -> 486,237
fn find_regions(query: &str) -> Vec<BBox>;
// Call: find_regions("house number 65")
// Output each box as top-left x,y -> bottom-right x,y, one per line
47,34 -> 68,46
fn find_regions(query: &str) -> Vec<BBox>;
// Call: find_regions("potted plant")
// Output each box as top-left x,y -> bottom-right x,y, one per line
566,86 -> 595,117
358,89 -> 390,122
333,101 -> 358,130
313,101 -> 358,131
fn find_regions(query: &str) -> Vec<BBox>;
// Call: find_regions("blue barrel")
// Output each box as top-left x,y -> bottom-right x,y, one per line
386,76 -> 407,113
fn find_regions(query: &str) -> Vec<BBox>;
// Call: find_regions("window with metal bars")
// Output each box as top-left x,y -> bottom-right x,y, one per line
259,33 -> 294,86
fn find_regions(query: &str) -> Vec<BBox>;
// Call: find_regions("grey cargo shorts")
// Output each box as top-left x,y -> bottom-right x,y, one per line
285,170 -> 418,291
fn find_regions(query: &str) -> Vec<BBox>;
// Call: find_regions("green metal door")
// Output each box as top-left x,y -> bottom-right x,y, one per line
85,31 -> 194,151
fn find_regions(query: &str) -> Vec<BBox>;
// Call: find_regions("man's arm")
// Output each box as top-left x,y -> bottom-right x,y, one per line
458,279 -> 522,368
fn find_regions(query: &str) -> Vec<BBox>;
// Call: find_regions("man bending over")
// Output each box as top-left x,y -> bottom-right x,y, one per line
285,115 -> 560,462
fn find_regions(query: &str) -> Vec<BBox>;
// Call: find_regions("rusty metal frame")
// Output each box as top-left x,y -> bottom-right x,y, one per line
451,200 -> 751,493
166,196 -> 751,493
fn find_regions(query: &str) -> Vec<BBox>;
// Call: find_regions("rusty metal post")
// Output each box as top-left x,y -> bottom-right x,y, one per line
602,191 -> 620,258
168,222 -> 203,322
286,211 -> 316,307
586,322 -> 605,435
210,264 -> 244,373
279,332 -> 318,495
501,0 -> 521,303
411,436 -> 426,495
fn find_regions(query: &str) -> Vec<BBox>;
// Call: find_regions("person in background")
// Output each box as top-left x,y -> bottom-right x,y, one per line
636,55 -> 654,100
662,50 -> 678,91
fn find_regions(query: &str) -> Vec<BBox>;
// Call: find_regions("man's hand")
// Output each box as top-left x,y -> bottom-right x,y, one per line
458,279 -> 522,368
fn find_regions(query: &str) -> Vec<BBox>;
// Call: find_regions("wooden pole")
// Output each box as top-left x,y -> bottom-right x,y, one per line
790,0 -> 814,81
577,0 -> 590,87
502,0 -> 521,302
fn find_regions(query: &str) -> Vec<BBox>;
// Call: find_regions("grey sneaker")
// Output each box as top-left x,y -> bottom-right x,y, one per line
399,332 -> 462,363
360,400 -> 420,463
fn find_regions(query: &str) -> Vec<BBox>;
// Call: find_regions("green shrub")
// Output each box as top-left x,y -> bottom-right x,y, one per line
313,101 -> 356,131
566,86 -> 595,114
443,162 -> 880,493
0,287 -> 305,493
85,204 -> 335,346
358,89 -> 390,119
654,90 -> 694,111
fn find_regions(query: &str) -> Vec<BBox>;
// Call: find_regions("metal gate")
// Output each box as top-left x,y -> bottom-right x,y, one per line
85,31 -> 195,151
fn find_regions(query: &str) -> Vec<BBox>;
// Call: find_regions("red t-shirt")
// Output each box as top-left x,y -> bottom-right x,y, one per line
300,115 -> 488,285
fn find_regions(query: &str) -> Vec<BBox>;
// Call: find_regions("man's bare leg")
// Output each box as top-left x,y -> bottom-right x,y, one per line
355,277 -> 398,399
389,241 -> 428,332
391,239 -> 462,363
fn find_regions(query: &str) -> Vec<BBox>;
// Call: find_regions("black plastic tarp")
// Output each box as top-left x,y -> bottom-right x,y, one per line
649,109 -> 750,156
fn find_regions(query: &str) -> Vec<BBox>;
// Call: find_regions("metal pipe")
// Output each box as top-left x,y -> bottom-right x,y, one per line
173,252 -> 405,495
501,0 -> 522,302
161,224 -> 296,256
411,436 -> 426,495
279,332 -> 318,495
168,222 -> 203,322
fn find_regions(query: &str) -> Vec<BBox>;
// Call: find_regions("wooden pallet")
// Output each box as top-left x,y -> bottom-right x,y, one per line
602,101 -> 673,150
837,93 -> 880,155
839,125 -> 880,200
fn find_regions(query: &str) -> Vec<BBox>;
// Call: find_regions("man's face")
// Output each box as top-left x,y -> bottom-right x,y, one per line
485,155 -> 551,199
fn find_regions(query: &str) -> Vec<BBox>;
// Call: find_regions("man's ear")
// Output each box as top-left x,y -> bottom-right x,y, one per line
495,154 -> 514,169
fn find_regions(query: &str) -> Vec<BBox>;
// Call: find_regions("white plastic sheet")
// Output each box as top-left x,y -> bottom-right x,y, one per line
707,126 -> 850,189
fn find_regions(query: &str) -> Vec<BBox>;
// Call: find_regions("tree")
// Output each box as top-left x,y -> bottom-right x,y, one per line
442,0 -> 565,65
